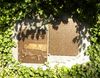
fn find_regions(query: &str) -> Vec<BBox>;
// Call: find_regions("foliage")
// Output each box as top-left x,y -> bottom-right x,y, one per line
0,0 -> 100,78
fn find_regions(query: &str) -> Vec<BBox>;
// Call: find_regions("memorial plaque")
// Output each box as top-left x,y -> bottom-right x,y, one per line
18,29 -> 47,63
18,18 -> 79,63
49,20 -> 79,56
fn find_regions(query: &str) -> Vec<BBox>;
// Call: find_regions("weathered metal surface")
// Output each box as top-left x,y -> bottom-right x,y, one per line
24,43 -> 47,51
18,19 -> 79,63
18,29 -> 47,63
49,20 -> 79,56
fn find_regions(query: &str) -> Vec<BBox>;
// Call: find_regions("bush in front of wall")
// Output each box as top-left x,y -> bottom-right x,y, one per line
0,1 -> 100,78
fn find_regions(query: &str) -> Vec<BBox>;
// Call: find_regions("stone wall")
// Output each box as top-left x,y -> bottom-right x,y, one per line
12,17 -> 90,68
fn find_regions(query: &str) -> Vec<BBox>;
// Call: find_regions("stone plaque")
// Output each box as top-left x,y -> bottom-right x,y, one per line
49,19 -> 79,56
18,29 -> 47,63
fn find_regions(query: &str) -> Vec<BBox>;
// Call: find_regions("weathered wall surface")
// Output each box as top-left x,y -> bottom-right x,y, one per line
12,17 -> 90,68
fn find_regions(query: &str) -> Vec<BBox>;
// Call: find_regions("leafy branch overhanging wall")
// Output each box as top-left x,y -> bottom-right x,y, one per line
0,0 -> 100,78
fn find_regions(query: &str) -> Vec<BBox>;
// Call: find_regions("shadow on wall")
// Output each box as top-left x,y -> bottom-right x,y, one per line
17,27 -> 46,41
15,18 -> 47,41
72,17 -> 89,51
13,14 -> 89,51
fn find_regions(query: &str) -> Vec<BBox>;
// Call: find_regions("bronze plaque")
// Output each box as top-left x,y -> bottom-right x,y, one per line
18,19 -> 79,63
18,29 -> 47,63
49,21 -> 79,56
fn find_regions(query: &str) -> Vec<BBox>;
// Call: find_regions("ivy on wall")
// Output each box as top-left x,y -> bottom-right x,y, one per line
0,0 -> 100,78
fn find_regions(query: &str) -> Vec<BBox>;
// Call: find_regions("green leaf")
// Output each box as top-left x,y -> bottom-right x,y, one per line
90,37 -> 97,43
